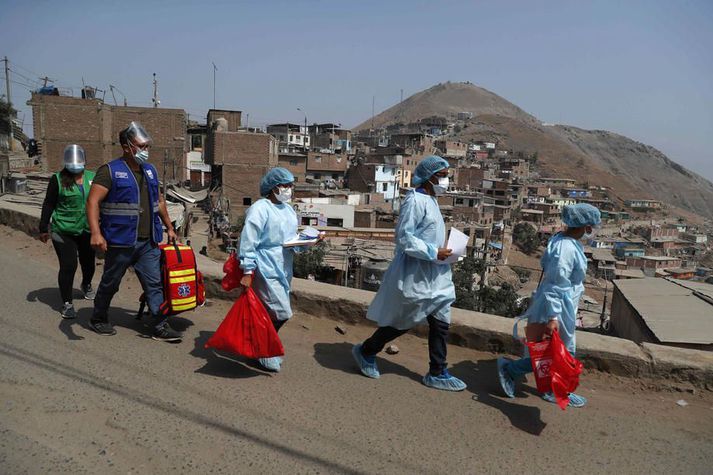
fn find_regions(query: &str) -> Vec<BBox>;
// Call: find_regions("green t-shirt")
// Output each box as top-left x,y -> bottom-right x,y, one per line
94,162 -> 152,239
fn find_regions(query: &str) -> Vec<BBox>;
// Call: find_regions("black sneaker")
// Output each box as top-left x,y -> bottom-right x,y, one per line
60,302 -> 77,319
82,284 -> 96,300
89,320 -> 116,336
152,325 -> 183,343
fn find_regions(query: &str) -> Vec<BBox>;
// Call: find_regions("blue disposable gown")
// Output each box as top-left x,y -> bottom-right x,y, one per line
524,232 -> 587,354
367,190 -> 455,330
239,198 -> 299,321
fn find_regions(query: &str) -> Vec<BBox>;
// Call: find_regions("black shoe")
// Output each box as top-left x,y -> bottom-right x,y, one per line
89,320 -> 116,336
152,325 -> 183,343
82,284 -> 96,300
60,302 -> 77,319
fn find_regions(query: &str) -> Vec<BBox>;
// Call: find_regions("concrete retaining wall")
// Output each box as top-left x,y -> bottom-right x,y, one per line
198,254 -> 713,389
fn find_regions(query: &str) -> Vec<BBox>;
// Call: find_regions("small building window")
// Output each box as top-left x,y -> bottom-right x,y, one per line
382,183 -> 388,191
243,197 -> 252,206
290,160 -> 298,166
327,218 -> 343,227
314,173 -> 321,179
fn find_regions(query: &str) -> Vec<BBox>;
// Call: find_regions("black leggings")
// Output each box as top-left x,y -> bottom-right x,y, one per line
51,232 -> 95,303
361,315 -> 449,376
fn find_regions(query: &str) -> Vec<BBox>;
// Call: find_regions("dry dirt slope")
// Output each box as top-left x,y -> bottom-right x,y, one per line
354,82 -> 713,219
549,125 -> 713,219
355,81 -> 538,131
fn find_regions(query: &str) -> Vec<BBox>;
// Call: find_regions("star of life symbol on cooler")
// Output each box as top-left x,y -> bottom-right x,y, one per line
177,283 -> 191,297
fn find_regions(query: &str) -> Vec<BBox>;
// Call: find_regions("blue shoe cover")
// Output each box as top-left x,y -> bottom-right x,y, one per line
422,370 -> 467,392
258,356 -> 282,372
352,344 -> 380,379
542,391 -> 587,408
497,357 -> 516,398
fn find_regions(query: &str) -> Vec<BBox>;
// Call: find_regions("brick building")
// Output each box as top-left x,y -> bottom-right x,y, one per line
28,93 -> 186,179
207,109 -> 242,132
306,151 -> 349,183
205,130 -> 278,219
455,166 -> 489,191
434,139 -> 467,159
277,152 -> 307,182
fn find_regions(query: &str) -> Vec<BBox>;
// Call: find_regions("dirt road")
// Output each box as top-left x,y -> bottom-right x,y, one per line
1,226 -> 711,474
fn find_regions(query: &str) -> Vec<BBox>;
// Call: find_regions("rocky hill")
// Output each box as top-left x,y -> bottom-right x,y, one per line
354,82 -> 713,220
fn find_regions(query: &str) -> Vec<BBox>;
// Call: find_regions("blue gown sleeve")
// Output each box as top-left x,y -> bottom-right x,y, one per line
239,203 -> 267,273
396,195 -> 438,261
540,243 -> 576,319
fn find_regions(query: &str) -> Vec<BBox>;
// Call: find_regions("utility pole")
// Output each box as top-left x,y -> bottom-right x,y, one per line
162,150 -> 168,196
152,73 -> 159,108
371,95 -> 375,130
478,232 -> 491,312
3,57 -> 13,151
212,62 -> 217,110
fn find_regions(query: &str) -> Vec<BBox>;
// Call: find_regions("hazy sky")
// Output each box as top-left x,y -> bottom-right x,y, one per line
2,0 -> 711,180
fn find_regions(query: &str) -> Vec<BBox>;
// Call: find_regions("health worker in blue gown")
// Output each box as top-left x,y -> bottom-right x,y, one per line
497,203 -> 601,408
239,167 -> 318,373
351,155 -> 467,392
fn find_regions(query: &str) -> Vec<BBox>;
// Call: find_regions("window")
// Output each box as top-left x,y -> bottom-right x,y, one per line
314,173 -> 321,179
455,198 -> 464,205
290,160 -> 298,166
243,197 -> 252,206
382,183 -> 388,191
327,218 -> 343,227
332,174 -> 339,179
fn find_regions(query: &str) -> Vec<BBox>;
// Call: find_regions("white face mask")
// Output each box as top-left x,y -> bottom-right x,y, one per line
432,177 -> 449,195
275,186 -> 293,203
582,226 -> 597,241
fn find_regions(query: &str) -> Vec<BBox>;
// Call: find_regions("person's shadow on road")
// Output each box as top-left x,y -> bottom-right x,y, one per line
28,287 -> 90,341
312,342 -> 423,384
449,359 -> 547,436
189,331 -> 266,379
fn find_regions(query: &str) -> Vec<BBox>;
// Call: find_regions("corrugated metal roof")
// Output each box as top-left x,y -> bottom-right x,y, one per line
614,278 -> 713,344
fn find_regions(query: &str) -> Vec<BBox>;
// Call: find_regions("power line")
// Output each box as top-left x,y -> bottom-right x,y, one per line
9,79 -> 34,91
8,60 -> 42,80
7,68 -> 40,86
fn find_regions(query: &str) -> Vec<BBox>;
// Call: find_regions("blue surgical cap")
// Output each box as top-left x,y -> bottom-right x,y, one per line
562,203 -> 602,228
413,155 -> 449,186
259,167 -> 295,196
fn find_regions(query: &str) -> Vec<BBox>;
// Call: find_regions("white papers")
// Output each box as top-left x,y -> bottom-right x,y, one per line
283,237 -> 319,248
283,228 -> 325,248
437,227 -> 469,265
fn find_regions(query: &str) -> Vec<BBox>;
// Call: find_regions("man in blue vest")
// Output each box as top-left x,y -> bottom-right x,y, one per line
86,122 -> 181,341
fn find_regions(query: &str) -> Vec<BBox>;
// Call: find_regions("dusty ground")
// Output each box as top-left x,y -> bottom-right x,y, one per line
1,225 -> 712,474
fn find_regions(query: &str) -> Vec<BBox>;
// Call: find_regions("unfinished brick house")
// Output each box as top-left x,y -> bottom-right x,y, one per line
28,93 -> 186,180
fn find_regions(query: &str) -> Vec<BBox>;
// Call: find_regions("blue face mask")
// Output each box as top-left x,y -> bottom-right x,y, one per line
66,164 -> 84,174
134,149 -> 149,164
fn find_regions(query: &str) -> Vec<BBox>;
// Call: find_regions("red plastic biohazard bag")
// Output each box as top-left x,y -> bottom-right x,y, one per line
204,287 -> 284,359
221,253 -> 244,291
527,338 -> 553,394
550,330 -> 584,410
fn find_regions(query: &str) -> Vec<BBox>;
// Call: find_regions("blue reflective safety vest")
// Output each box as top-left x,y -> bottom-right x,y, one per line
99,158 -> 163,246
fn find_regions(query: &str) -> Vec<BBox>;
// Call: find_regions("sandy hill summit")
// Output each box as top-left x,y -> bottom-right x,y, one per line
355,82 -> 713,220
